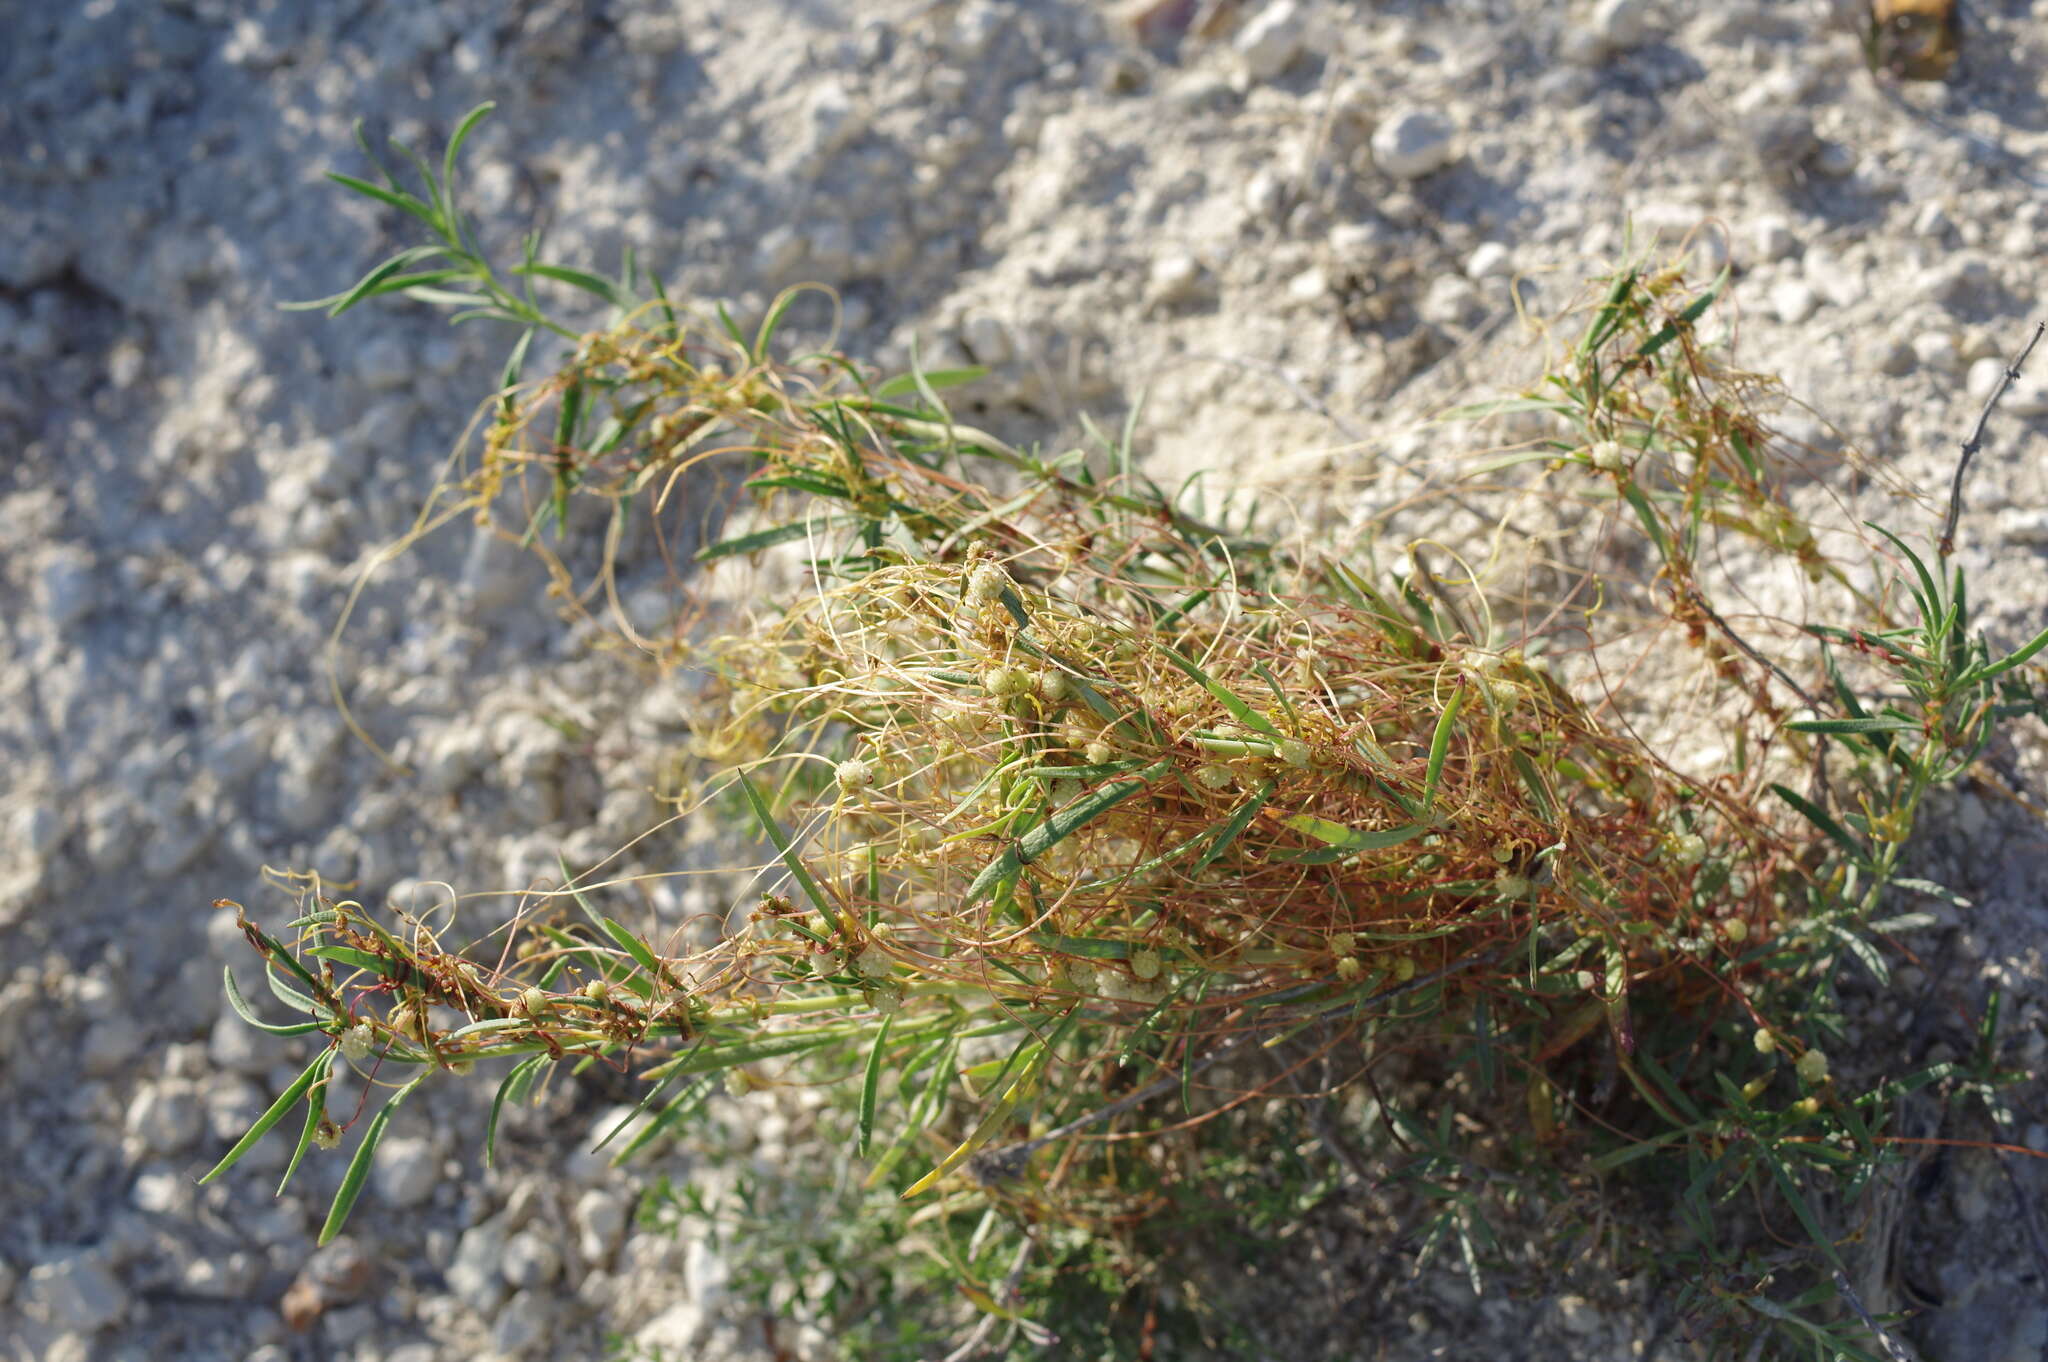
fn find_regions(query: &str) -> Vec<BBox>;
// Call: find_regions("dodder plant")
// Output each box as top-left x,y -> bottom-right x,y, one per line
209,106 -> 2046,1357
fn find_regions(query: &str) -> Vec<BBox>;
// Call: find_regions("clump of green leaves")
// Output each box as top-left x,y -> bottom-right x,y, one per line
212,106 -> 2046,1358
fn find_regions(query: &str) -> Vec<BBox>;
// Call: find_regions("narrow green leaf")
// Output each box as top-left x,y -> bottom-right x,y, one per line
599,916 -> 679,991
321,171 -> 440,231
513,262 -> 623,307
1889,877 -> 1970,907
320,1072 -> 430,1245
1423,685 -> 1465,812
1754,1139 -> 1847,1275
874,367 -> 988,399
1618,482 -> 1671,564
197,1049 -> 333,1185
694,514 -> 862,563
614,1074 -> 718,1163
737,773 -> 842,935
223,966 -> 328,1035
1959,621 -> 2048,687
963,762 -> 1170,908
1785,716 -> 1919,736
1190,781 -> 1275,874
1868,523 -> 1942,623
1281,815 -> 1426,852
441,101 -> 496,190
276,1051 -> 337,1196
1769,783 -> 1866,864
246,924 -> 331,1004
484,1054 -> 550,1170
307,944 -> 399,977
1634,266 -> 1727,360
1155,643 -> 1281,738
859,1015 -> 894,1157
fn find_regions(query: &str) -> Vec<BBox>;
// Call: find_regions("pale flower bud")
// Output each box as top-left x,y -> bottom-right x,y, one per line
340,1023 -> 375,1063
966,562 -> 1010,605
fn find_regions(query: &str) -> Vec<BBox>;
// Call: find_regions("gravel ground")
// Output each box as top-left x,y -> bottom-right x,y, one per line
3,2 -> 2046,1359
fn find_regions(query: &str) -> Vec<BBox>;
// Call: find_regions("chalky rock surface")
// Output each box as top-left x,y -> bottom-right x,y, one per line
3,3 -> 2046,1360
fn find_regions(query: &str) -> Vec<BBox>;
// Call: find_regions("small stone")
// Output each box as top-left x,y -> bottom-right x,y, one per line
491,1293 -> 557,1356
1464,241 -> 1512,279
448,1219 -> 511,1315
501,1231 -> 561,1289
15,803 -> 61,858
1912,331 -> 1961,373
1751,215 -> 1797,262
1914,200 -> 1955,240
39,551 -> 97,629
131,1168 -> 190,1216
1287,267 -> 1329,302
1148,252 -> 1205,305
1589,0 -> 1655,51
1419,274 -> 1484,329
125,1083 -> 203,1154
1967,355 -> 2008,401
323,1302 -> 379,1349
357,335 -> 412,390
1235,0 -> 1307,80
179,1250 -> 258,1299
1242,167 -> 1287,220
376,1134 -> 441,1208
1770,279 -> 1818,325
1371,107 -> 1459,179
207,1013 -> 271,1075
24,1253 -> 128,1333
1878,339 -> 1917,376
961,316 -> 1011,367
575,1189 -> 630,1264
81,1019 -> 143,1077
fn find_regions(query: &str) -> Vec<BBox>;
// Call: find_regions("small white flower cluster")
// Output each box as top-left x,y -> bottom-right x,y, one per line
1587,439 -> 1628,472
965,561 -> 1011,607
983,665 -> 1032,698
835,757 -> 874,791
340,1022 -> 376,1063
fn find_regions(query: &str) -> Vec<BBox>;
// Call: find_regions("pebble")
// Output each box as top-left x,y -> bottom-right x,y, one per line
501,1231 -> 561,1289
39,551 -> 98,630
125,1082 -> 204,1155
82,1018 -> 144,1077
1912,330 -> 1962,373
1967,355 -> 2008,402
575,1189 -> 630,1265
1769,279 -> 1818,325
1464,241 -> 1512,279
1235,0 -> 1307,80
1419,274 -> 1484,329
491,1292 -> 558,1356
448,1219 -> 511,1315
376,1134 -> 442,1209
1371,107 -> 1459,180
1286,266 -> 1329,302
1588,0 -> 1655,52
24,1253 -> 129,1333
323,1302 -> 380,1349
1242,167 -> 1287,219
1147,251 -> 1206,305
1878,338 -> 1918,377
1750,215 -> 1797,262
